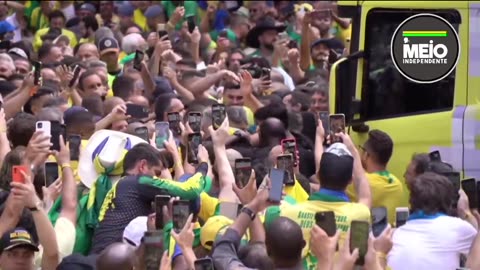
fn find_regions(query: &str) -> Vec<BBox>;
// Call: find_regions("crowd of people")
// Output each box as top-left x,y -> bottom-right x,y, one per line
0,1 -> 477,270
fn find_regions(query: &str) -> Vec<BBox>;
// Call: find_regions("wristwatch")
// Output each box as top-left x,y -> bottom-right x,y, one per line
240,207 -> 256,220
29,201 -> 43,212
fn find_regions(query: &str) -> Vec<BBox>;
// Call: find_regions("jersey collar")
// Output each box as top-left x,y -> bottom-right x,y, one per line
309,188 -> 350,202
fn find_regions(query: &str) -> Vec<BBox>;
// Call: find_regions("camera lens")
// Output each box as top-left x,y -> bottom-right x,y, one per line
37,122 -> 43,128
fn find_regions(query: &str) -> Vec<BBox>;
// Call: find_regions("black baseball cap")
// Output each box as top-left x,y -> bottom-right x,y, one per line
0,228 -> 39,253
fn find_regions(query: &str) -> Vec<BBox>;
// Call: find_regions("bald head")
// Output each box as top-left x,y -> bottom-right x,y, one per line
76,43 -> 100,62
104,96 -> 125,115
96,243 -> 137,270
265,217 -> 305,266
259,117 -> 286,146
226,148 -> 243,169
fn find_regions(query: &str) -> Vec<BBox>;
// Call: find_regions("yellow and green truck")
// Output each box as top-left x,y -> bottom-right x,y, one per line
330,1 -> 480,181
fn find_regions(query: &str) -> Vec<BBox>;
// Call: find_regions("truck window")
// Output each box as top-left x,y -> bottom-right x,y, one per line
362,9 -> 458,121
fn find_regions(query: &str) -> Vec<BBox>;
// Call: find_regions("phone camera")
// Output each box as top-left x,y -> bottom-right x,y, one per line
37,122 -> 43,128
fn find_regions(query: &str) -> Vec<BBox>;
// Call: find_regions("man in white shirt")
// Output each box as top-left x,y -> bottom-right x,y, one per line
388,172 -> 477,270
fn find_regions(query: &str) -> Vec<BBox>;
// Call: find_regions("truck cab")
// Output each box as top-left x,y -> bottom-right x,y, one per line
331,1 -> 480,181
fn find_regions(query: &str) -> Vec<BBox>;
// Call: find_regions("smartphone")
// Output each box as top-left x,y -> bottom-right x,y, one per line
133,50 -> 145,71
68,65 -> 81,88
167,112 -> 182,137
281,138 -> 298,166
288,40 -> 298,49
155,195 -> 171,230
50,121 -> 65,151
234,158 -> 252,189
134,126 -> 150,142
126,103 -> 149,119
315,211 -> 336,237
194,258 -> 214,270
329,114 -> 345,143
444,171 -> 461,192
318,111 -> 330,135
187,15 -> 195,33
219,201 -> 240,220
188,111 -> 202,133
462,178 -> 477,209
68,134 -> 81,161
155,122 -> 170,149
276,154 -> 295,186
371,207 -> 388,237
268,168 -> 285,203
261,67 -> 271,80
32,61 -> 42,86
211,104 -> 226,130
429,150 -> 442,162
36,121 -> 51,136
143,230 -> 163,270
350,220 -> 369,266
395,207 -> 409,228
157,23 -> 168,39
172,200 -> 191,233
44,162 -> 59,187
12,165 -> 27,184
187,132 -> 202,164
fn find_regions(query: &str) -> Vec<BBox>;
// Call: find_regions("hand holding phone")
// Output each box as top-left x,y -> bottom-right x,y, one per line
276,154 -> 295,186
329,114 -> 345,143
281,138 -> 298,166
234,158 -> 252,189
45,162 -> 59,187
133,50 -> 145,71
268,168 -> 285,203
12,165 -> 28,183
315,211 -> 336,237
155,195 -> 171,229
155,122 -> 170,149
126,104 -> 149,119
461,178 -> 477,209
188,112 -> 202,133
371,207 -> 388,237
187,15 -> 196,33
68,134 -> 81,161
143,231 -> 163,270
187,133 -> 202,164
350,220 -> 369,266
211,104 -> 226,130
172,200 -> 191,232
395,207 -> 409,227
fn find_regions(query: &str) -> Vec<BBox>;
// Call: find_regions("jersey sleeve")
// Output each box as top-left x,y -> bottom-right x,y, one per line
138,162 -> 208,201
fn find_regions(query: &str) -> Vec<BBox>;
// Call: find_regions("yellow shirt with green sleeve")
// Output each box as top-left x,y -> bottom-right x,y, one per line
346,171 -> 408,224
264,189 -> 371,270
33,28 -> 78,52
133,9 -> 148,32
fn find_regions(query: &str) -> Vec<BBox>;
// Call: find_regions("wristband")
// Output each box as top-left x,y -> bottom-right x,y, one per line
61,163 -> 71,170
376,251 -> 387,260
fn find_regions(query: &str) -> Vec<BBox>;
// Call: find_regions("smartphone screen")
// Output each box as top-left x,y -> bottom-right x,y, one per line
261,67 -> 271,80
276,154 -> 295,186
157,23 -> 168,39
188,112 -> 202,133
219,201 -> 239,220
194,258 -> 214,270
187,133 -> 202,164
50,121 -> 65,151
133,50 -> 144,71
371,207 -> 388,237
172,200 -> 191,232
143,231 -> 163,270
45,162 -> 59,187
187,15 -> 195,33
315,211 -> 336,237
12,165 -> 27,184
69,65 -> 81,88
318,111 -> 330,135
350,220 -> 369,266
395,207 -> 409,227
462,178 -> 477,209
234,158 -> 252,189
329,114 -> 345,143
135,126 -> 150,142
155,195 -> 171,230
268,168 -> 285,203
126,104 -> 149,119
32,61 -> 42,86
281,138 -> 298,166
68,134 -> 81,161
429,150 -> 442,162
155,122 -> 170,149
167,112 -> 182,137
211,104 -> 226,130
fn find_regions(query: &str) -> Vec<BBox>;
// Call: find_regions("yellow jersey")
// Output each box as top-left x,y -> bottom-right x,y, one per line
33,28 -> 78,52
346,171 -> 408,224
133,9 -> 148,31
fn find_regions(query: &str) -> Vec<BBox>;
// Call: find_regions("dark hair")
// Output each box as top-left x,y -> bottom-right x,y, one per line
7,113 -> 36,148
291,91 -> 310,111
254,103 -> 289,129
265,217 -> 305,264
258,118 -> 286,147
81,95 -> 104,117
37,43 -> 54,61
78,69 -> 100,90
112,75 -> 134,101
154,93 -> 176,122
82,15 -> 99,32
24,87 -> 55,114
48,10 -> 66,22
409,172 -> 456,215
43,96 -> 68,108
223,82 -> 241,91
411,153 -> 430,175
364,129 -> 393,166
123,143 -> 162,172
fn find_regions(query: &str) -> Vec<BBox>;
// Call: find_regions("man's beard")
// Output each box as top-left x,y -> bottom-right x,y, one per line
264,44 -> 274,51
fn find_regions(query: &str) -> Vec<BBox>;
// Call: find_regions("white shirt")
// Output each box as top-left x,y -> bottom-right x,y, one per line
6,13 -> 21,43
387,215 -> 477,270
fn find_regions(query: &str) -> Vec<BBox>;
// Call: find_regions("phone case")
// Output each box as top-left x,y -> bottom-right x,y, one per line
350,220 -> 369,266
235,159 -> 252,189
36,121 -> 51,136
212,105 -> 226,130
268,168 -> 284,202
187,133 -> 201,164
315,211 -> 336,237
277,155 -> 295,186
155,122 -> 170,149
188,112 -> 202,133
12,165 -> 27,183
